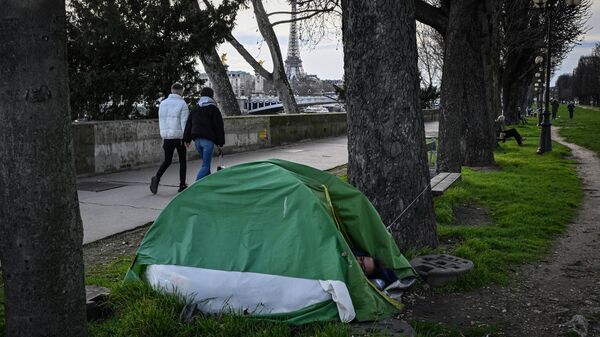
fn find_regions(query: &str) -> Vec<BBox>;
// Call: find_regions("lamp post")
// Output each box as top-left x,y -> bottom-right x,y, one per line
534,72 -> 542,119
532,0 -> 581,154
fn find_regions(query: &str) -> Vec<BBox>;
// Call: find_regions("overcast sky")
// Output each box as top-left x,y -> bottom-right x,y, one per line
213,0 -> 343,80
213,1 -> 599,83
553,0 -> 600,84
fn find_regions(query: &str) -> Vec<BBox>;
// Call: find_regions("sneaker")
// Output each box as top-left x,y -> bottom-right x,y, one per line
150,176 -> 158,194
178,184 -> 188,193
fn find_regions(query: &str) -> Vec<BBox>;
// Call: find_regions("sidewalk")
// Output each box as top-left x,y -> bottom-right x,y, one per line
78,121 -> 438,244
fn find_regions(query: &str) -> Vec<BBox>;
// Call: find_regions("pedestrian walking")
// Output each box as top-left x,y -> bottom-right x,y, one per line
567,101 -> 575,119
183,87 -> 225,181
150,83 -> 190,194
551,98 -> 559,120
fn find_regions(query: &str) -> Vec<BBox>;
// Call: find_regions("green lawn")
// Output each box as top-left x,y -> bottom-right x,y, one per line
553,104 -> 600,157
433,123 -> 582,289
0,122 -> 584,336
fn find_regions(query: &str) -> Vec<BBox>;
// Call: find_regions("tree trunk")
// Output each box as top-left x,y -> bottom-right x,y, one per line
502,49 -> 537,123
438,0 -> 495,170
503,75 -> 533,123
200,47 -> 241,116
467,0 -> 499,165
342,0 -> 437,250
251,0 -> 299,114
0,2 -> 88,336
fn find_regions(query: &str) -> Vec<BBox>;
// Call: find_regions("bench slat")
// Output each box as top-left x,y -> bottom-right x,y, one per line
431,172 -> 461,196
430,172 -> 449,189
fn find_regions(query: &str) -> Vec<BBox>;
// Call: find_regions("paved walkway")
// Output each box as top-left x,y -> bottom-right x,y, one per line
78,122 -> 438,244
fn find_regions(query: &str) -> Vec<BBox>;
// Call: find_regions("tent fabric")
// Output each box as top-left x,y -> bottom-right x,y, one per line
145,264 -> 356,322
125,159 -> 416,324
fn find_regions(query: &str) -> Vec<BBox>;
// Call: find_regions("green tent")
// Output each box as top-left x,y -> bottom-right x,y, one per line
126,159 -> 416,324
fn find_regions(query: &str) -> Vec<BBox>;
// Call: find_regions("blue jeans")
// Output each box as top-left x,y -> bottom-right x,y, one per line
194,138 -> 214,181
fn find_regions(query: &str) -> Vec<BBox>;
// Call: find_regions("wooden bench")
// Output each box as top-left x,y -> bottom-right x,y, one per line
430,172 -> 461,196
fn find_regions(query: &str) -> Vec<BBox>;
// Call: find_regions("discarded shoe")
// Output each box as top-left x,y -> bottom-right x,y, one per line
150,176 -> 158,194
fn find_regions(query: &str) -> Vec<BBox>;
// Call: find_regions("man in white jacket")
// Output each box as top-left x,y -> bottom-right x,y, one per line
150,83 -> 189,194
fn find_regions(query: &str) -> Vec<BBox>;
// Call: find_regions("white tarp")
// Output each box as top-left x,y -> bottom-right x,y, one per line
146,264 -> 356,322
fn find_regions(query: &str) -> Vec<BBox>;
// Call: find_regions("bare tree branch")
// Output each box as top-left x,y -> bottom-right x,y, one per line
225,33 -> 273,81
271,8 -> 335,27
415,0 -> 448,36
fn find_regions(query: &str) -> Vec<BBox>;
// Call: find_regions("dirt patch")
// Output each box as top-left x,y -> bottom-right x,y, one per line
400,129 -> 600,337
437,235 -> 466,253
83,224 -> 150,269
453,204 -> 494,226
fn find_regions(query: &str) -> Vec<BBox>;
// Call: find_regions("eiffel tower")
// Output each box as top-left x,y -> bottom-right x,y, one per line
284,0 -> 305,80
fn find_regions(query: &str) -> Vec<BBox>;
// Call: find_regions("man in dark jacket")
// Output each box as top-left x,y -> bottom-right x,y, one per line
567,101 -> 575,119
551,98 -> 559,120
183,87 -> 225,181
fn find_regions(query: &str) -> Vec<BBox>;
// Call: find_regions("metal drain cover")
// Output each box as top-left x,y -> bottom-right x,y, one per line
77,181 -> 126,192
410,254 -> 474,287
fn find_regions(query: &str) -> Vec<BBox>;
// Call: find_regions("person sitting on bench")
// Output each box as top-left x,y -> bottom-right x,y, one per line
495,115 -> 523,146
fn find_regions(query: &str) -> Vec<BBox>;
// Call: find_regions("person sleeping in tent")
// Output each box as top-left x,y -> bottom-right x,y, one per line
353,249 -> 406,292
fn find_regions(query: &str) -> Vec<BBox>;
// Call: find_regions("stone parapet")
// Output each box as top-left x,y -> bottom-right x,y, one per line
72,112 -> 347,175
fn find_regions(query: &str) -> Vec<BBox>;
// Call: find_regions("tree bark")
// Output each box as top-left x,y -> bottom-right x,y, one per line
501,47 -> 539,124
464,0 -> 498,166
251,0 -> 299,114
200,47 -> 241,116
342,0 -> 437,250
502,72 -> 534,123
0,1 -> 88,336
437,0 -> 496,171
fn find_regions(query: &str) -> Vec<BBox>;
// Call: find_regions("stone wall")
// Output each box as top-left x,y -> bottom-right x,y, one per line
72,113 -> 347,175
72,110 -> 438,176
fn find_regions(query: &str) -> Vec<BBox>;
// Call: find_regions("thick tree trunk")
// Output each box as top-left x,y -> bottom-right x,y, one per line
0,1 -> 88,336
502,50 -> 537,123
342,0 -> 437,250
251,0 -> 299,114
465,0 -> 498,166
503,75 -> 532,123
438,0 -> 495,170
200,47 -> 241,116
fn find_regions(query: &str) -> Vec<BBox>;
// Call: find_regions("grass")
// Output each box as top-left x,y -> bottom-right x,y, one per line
88,279 -> 357,337
552,104 -> 600,157
86,256 -> 134,289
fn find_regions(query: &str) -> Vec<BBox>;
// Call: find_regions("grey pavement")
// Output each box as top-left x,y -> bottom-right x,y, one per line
78,121 -> 438,244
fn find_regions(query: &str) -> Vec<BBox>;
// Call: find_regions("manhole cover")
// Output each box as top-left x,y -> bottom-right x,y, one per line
77,181 -> 126,192
410,254 -> 474,287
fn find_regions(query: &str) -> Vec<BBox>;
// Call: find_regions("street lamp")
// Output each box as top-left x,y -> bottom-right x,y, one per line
535,55 -> 544,64
532,0 -> 581,154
